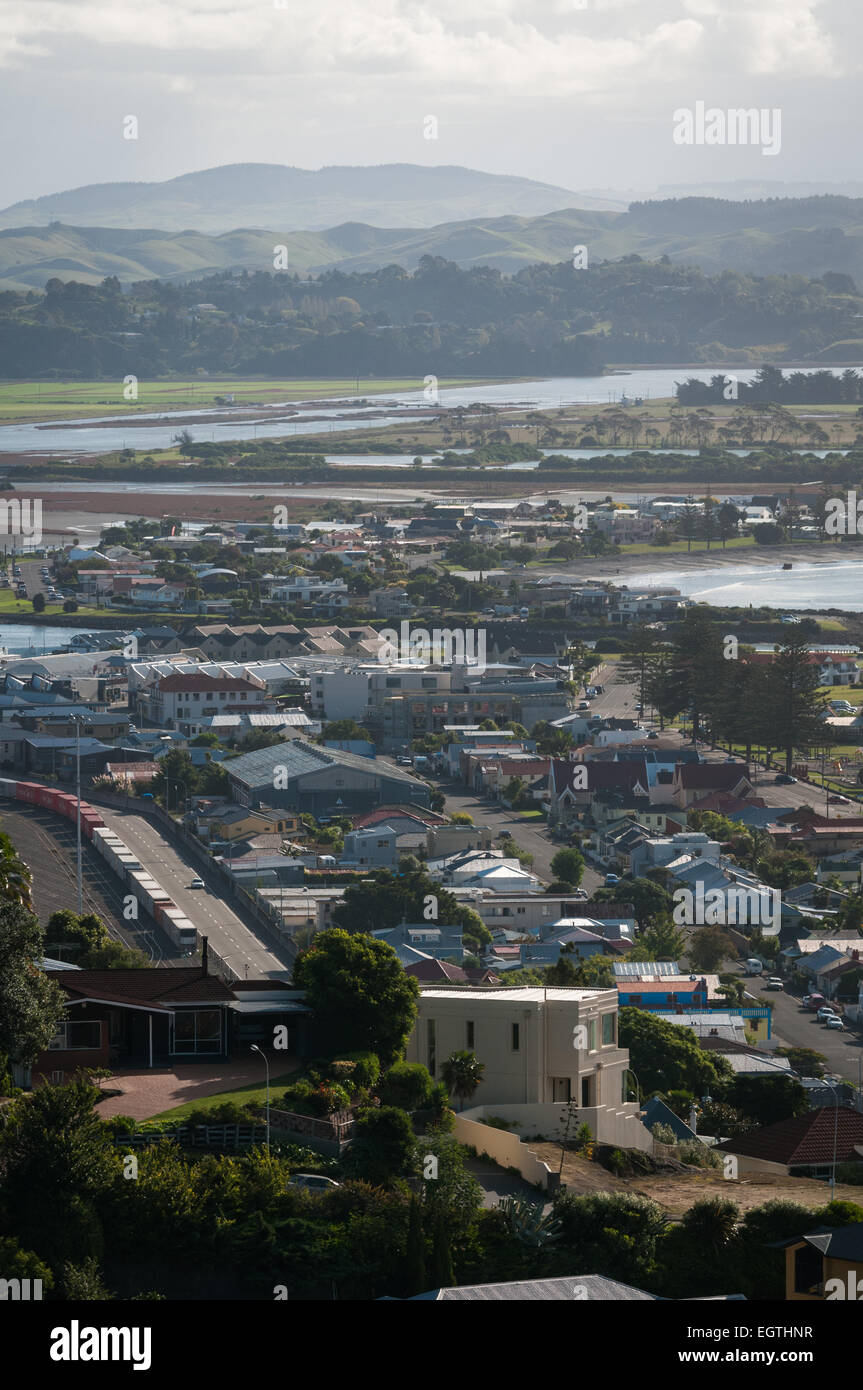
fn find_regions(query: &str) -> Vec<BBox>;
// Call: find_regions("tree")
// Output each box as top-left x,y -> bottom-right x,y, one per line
331,868 -> 491,953
0,1077 -> 115,1264
404,1196 -> 426,1296
592,876 -> 672,931
292,929 -> 419,1066
629,916 -> 687,961
31,593 -> 45,613
439,1050 -> 485,1111
618,1008 -> 730,1097
553,1190 -> 667,1287
687,926 -> 733,973
342,1106 -> 417,1185
766,629 -> 829,775
0,901 -> 66,1067
549,847 -> 585,888
378,1061 -> 433,1111
0,829 -> 33,909
63,598 -> 78,613
729,1074 -> 809,1127
321,719 -> 369,743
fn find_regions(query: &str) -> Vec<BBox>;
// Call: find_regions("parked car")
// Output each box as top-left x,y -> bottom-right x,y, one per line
189,878 -> 205,890
816,1005 -> 838,1021
802,994 -> 813,1008
647,731 -> 659,740
764,977 -> 784,991
604,873 -> 620,886
289,1174 -> 340,1193
825,1016 -> 845,1031
396,756 -> 413,766
806,993 -> 826,1012
577,700 -> 591,710
594,684 -> 604,694
774,773 -> 796,784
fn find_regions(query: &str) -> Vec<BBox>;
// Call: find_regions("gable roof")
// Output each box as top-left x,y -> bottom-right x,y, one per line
715,1106 -> 863,1166
54,968 -> 234,1006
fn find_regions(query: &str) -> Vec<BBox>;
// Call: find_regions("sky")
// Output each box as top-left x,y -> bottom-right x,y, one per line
0,0 -> 858,205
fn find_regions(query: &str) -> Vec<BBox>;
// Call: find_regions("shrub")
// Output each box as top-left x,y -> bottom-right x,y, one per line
378,1061 -> 433,1111
651,1122 -> 677,1146
336,1051 -> 381,1088
101,1114 -> 137,1138
678,1142 -> 722,1170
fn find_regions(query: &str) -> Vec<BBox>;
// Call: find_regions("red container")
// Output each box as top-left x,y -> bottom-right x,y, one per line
16,783 -> 40,803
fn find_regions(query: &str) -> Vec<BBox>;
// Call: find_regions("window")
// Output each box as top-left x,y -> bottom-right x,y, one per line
49,1020 -> 101,1051
511,1022 -> 520,1051
602,1012 -> 616,1046
172,1009 -> 222,1055
427,1019 -> 436,1077
466,1021 -> 475,1049
587,1019 -> 597,1052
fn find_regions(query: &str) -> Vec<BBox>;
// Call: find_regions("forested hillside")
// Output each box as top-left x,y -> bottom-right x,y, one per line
0,254 -> 859,380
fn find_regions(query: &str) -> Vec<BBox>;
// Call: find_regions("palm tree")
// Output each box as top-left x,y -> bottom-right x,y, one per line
0,830 -> 32,911
439,1050 -> 485,1110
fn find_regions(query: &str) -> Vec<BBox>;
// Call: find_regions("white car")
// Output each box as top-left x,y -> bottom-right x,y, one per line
289,1174 -> 340,1193
825,1016 -> 845,1031
764,977 -> 784,991
189,878 -> 205,890
816,1005 -> 838,1021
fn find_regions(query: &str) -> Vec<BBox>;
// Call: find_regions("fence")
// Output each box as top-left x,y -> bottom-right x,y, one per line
120,1122 -> 266,1150
269,1107 -> 356,1157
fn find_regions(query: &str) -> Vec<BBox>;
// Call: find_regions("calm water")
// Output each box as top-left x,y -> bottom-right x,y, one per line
614,559 -> 863,612
1,366 -> 848,455
0,624 -> 95,653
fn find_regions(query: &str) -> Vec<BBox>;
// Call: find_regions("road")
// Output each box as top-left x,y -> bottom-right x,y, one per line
96,805 -> 294,981
734,968 -> 863,1088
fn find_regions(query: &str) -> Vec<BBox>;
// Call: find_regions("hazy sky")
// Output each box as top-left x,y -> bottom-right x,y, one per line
0,0 -> 858,204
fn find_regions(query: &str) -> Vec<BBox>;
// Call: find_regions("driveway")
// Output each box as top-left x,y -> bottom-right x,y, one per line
95,1055 -> 300,1121
466,1157 -> 553,1210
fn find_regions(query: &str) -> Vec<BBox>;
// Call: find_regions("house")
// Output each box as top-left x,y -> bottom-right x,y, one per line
404,1276 -> 663,1301
28,960 -> 239,1079
407,985 -> 624,1108
148,671 -> 270,727
225,737 -> 431,816
341,824 -> 399,868
779,1224 -> 863,1301
671,763 -> 753,809
714,1106 -> 863,1179
373,921 -> 465,962
194,802 -> 301,844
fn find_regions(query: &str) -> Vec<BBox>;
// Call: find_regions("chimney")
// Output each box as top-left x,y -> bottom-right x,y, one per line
201,936 -> 209,976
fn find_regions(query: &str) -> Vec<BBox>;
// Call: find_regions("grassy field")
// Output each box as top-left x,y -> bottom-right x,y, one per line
0,377 -> 496,424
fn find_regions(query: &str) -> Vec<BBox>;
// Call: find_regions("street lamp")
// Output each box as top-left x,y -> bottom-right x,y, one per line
72,713 -> 85,915
250,1044 -> 270,1153
168,778 -> 190,818
821,1076 -> 841,1202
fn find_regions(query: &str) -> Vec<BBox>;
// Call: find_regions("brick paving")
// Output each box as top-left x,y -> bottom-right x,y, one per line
96,1056 -> 300,1121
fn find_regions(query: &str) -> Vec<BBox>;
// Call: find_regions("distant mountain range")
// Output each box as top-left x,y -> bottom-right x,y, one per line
5,194 -> 863,292
0,162 -> 622,235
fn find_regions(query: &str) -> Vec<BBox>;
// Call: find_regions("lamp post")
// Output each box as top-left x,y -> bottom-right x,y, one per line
250,1044 -> 270,1154
168,778 -> 189,818
73,714 -> 84,915
822,1076 -> 841,1202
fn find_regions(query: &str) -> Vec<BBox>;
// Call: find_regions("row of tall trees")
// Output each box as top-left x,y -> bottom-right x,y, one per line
623,614 -> 828,773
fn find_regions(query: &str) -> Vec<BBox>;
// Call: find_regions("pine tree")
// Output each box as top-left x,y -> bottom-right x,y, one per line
766,630 -> 829,774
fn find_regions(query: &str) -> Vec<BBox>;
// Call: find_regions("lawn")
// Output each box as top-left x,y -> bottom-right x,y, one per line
0,377 -> 495,424
147,1071 -> 299,1123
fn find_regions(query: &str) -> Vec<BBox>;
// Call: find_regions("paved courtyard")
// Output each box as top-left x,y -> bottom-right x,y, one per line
95,1056 -> 300,1121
